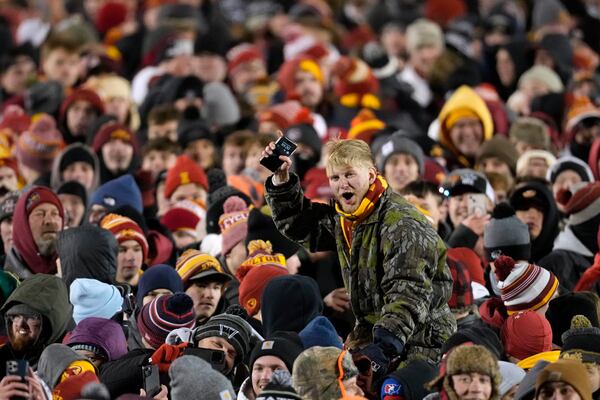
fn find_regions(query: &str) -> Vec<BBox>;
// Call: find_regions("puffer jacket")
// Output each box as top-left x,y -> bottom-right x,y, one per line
265,174 -> 456,363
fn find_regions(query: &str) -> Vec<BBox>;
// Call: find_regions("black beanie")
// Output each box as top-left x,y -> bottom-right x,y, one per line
561,315 -> 600,364
206,185 -> 252,234
245,208 -> 301,258
57,180 -> 87,206
194,313 -> 252,364
59,146 -> 96,173
249,331 -> 304,372
546,292 -> 600,346
441,325 -> 505,361
389,359 -> 438,400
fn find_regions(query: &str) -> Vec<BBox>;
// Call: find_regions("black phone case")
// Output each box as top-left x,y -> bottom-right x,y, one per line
260,136 -> 297,172
142,364 -> 161,397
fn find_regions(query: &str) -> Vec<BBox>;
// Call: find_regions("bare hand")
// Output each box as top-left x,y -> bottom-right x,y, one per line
461,213 -> 491,236
324,288 -> 351,312
262,131 -> 292,186
0,375 -> 30,400
286,254 -> 301,274
140,384 -> 169,400
26,376 -> 45,400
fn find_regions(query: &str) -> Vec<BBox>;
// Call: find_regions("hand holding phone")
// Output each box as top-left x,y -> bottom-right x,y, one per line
467,193 -> 488,217
3,361 -> 29,400
261,133 -> 297,185
142,364 -> 161,398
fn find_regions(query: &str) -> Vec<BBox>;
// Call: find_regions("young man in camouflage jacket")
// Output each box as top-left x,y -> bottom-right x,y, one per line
263,138 -> 456,380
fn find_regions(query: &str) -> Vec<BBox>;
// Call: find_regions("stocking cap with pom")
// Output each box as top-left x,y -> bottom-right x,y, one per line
164,155 -> 208,199
219,196 -> 250,256
137,293 -> 196,349
16,113 -> 64,174
494,255 -> 558,315
344,109 -> 385,144
484,203 -> 531,262
556,181 -> 600,225
237,240 -> 288,316
560,315 -> 600,364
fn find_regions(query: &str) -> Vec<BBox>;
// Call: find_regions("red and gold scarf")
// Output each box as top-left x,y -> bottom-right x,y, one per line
335,175 -> 388,251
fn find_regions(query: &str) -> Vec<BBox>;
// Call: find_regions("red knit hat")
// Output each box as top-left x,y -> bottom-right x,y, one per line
331,56 -> 380,109
53,371 -> 100,400
100,213 -> 149,261
95,1 -> 128,34
501,310 -> 552,360
160,200 -> 203,239
219,196 -> 250,256
137,293 -> 196,349
277,57 -> 324,101
258,100 -> 314,130
0,157 -> 20,178
60,88 -> 105,119
237,240 -> 288,316
557,182 -> 600,225
0,105 -> 30,135
164,155 -> 208,199
344,109 -> 385,144
448,257 -> 473,312
91,122 -> 137,153
227,43 -> 264,75
16,114 -> 64,174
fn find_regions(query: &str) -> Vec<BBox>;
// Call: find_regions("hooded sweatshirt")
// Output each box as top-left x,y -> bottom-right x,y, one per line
66,317 -> 128,362
57,225 -> 118,289
437,85 -> 494,169
36,344 -> 88,389
50,143 -> 101,193
0,275 -> 73,372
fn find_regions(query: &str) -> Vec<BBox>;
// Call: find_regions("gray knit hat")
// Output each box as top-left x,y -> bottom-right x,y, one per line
509,117 -> 551,151
193,313 -> 251,364
484,203 -> 531,261
169,356 -> 236,400
375,134 -> 425,174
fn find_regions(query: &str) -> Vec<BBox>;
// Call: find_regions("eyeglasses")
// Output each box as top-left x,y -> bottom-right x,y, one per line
7,314 -> 42,326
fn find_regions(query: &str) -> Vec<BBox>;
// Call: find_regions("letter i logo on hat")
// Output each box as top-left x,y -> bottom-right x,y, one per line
179,171 -> 190,185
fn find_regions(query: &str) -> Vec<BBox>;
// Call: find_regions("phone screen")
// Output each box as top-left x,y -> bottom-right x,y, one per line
467,193 -> 488,216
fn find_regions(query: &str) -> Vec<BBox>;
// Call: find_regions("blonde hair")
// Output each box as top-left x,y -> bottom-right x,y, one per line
325,139 -> 376,175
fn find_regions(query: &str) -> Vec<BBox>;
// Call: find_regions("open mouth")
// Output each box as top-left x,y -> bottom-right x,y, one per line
342,192 -> 354,201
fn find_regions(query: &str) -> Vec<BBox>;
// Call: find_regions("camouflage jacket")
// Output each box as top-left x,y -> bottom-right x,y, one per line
265,174 -> 456,363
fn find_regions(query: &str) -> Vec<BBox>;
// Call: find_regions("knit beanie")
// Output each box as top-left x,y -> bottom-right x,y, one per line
91,122 -> 136,153
177,117 -> 214,149
498,361 -> 526,397
0,105 -> 30,135
547,155 -> 595,184
100,213 -> 149,261
493,255 -> 559,315
516,150 -> 556,177
164,155 -> 208,199
560,315 -> 600,364
277,57 -> 324,101
501,310 -> 553,361
0,191 -> 19,224
258,100 -> 313,130
556,181 -> 600,225
250,331 -> 304,372
202,82 -> 241,128
484,203 -> 531,261
89,174 -> 143,213
58,145 -> 97,175
137,293 -> 196,349
344,109 -> 385,144
331,56 -> 380,109
299,316 -> 343,349
193,313 -> 251,363
160,200 -> 204,239
245,208 -> 301,258
256,370 -> 302,400
518,65 -> 564,93
219,196 -> 250,256
136,264 -> 184,309
448,257 -> 473,313
59,88 -> 104,119
16,114 -> 64,174
565,96 -> 600,135
509,117 -> 551,151
442,345 -> 501,400
237,240 -> 289,316
546,292 -> 600,347
375,134 -> 424,174
405,18 -> 444,54
175,249 -> 231,289
227,43 -> 264,76
535,360 -> 592,400
57,181 -> 87,209
169,355 -> 236,400
52,371 -> 100,400
441,326 -> 505,361
69,279 -> 123,324
476,136 -> 519,175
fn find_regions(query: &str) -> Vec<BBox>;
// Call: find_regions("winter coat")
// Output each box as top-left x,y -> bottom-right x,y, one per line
539,227 -> 595,292
0,275 -> 73,373
99,348 -> 164,398
4,247 -> 33,280
237,377 -> 254,400
56,225 -> 118,290
50,143 -> 101,192
437,85 -> 494,170
265,174 -> 456,363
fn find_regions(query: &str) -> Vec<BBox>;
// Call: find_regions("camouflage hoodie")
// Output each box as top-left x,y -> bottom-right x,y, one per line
265,174 -> 456,363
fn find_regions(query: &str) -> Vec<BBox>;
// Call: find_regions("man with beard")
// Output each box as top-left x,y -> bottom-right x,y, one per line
0,275 -> 73,374
4,187 -> 64,279
91,122 -> 139,184
264,138 -> 455,391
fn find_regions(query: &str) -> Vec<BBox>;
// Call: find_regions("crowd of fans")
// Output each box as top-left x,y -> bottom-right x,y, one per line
0,0 -> 600,399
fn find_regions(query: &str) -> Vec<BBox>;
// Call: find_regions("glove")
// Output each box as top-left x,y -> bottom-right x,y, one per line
358,343 -> 389,385
351,352 -> 374,399
150,343 -> 189,373
381,377 -> 405,400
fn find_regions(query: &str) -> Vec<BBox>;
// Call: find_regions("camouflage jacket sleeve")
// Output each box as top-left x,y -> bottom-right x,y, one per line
264,174 -> 337,252
374,207 -> 445,345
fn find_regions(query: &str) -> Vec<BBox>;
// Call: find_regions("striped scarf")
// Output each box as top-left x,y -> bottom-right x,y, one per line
335,175 -> 388,251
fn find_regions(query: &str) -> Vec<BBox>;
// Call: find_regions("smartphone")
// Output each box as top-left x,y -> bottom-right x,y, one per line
6,360 -> 28,400
260,136 -> 298,172
142,364 -> 161,397
467,193 -> 488,216
183,348 -> 227,374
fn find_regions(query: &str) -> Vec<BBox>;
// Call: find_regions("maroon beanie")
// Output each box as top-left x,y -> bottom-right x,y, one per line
557,182 -> 600,225
501,310 -> 553,360
92,122 -> 137,153
59,88 -> 105,119
137,293 -> 196,349
16,114 -> 64,174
